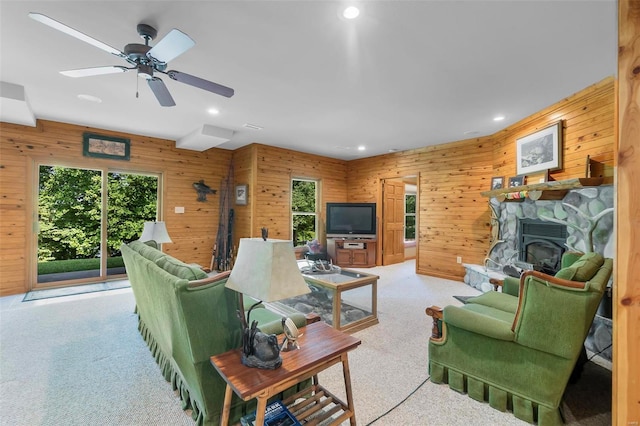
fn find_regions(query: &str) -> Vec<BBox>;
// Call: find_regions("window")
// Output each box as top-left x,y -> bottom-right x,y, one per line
291,179 -> 318,247
37,164 -> 159,286
405,193 -> 416,240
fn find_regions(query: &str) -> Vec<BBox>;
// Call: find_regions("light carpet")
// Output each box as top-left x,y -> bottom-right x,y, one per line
0,260 -> 610,425
22,279 -> 131,302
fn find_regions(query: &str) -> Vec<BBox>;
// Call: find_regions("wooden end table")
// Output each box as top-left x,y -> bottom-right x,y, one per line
210,321 -> 361,426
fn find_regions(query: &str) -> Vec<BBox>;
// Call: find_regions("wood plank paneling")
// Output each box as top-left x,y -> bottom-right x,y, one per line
230,143 -> 348,249
348,77 -> 614,280
614,0 -> 640,423
0,120 -> 231,295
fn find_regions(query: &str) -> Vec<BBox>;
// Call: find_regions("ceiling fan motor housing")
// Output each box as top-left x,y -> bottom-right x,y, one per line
136,23 -> 157,41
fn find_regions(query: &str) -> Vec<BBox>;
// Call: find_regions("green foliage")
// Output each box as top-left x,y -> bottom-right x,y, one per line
291,180 -> 316,212
107,172 -> 158,255
405,194 -> 416,214
292,180 -> 317,246
293,215 -> 316,247
405,194 -> 416,240
38,257 -> 124,275
38,166 -> 158,262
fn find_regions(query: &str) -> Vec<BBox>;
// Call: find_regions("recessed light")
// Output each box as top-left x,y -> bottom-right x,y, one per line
207,108 -> 219,115
357,145 -> 366,151
464,131 -> 479,135
343,6 -> 360,19
388,148 -> 399,153
77,94 -> 102,103
493,115 -> 505,121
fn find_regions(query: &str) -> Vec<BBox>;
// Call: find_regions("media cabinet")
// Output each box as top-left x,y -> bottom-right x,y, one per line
326,237 -> 377,267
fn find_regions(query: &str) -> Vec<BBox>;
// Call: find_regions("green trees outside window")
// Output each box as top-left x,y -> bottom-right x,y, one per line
37,165 -> 158,280
405,193 -> 416,240
291,179 -> 317,247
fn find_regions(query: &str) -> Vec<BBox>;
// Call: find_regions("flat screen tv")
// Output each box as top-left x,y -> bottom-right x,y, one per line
326,202 -> 377,238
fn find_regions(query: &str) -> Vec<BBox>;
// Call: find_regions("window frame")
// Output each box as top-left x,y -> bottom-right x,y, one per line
404,192 -> 416,241
291,178 -> 319,247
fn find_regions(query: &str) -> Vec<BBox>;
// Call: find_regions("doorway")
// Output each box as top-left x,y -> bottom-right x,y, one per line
36,164 -> 160,288
381,176 -> 418,266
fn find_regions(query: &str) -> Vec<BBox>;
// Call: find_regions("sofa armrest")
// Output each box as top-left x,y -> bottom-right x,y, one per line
187,270 -> 231,288
444,305 -> 515,341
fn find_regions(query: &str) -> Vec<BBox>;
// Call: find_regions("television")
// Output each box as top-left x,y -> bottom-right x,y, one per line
326,202 -> 377,238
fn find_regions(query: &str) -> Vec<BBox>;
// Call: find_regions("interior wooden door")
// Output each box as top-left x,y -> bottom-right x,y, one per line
382,179 -> 405,265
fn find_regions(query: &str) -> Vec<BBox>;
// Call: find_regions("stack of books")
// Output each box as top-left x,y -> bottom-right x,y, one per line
240,400 -> 301,426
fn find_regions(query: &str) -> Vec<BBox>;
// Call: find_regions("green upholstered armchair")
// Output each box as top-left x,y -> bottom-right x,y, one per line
425,252 -> 612,425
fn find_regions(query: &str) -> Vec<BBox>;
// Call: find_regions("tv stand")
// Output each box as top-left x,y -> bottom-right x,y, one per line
327,237 -> 377,268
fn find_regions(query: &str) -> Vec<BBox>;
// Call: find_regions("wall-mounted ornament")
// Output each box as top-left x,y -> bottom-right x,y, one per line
193,180 -> 216,202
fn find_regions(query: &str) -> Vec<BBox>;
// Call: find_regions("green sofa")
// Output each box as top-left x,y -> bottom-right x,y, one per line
121,240 -> 307,425
426,252 -> 613,425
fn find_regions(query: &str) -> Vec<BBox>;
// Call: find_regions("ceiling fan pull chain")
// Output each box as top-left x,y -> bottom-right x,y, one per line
136,74 -> 139,99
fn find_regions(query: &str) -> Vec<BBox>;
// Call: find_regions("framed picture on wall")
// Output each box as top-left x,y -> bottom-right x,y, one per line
235,184 -> 248,205
516,121 -> 563,175
509,176 -> 525,188
82,132 -> 130,161
490,176 -> 504,190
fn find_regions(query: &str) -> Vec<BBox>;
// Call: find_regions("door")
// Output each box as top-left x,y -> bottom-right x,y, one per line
382,179 -> 405,265
36,165 -> 159,287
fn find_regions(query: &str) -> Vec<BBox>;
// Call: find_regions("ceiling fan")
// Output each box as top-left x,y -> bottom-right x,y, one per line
28,12 -> 234,107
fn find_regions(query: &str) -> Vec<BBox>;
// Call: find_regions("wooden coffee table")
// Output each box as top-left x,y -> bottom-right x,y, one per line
210,321 -> 361,426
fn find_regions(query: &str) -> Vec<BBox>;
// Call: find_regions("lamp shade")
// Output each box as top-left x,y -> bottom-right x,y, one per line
226,238 -> 310,302
139,221 -> 172,244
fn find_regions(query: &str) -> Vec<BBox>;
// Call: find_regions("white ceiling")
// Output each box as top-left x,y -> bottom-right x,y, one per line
0,1 -> 617,160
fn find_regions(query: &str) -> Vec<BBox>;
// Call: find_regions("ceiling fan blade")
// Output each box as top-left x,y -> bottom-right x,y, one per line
166,70 -> 235,98
147,77 -> 176,107
147,29 -> 195,64
60,66 -> 129,78
28,12 -> 125,58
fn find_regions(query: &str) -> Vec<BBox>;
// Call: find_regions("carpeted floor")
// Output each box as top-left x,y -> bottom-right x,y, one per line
22,280 -> 130,302
0,260 -> 611,425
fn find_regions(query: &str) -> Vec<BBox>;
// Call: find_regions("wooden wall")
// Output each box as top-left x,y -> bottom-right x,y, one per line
348,76 -> 615,280
0,120 -> 232,295
231,143 -> 348,248
348,138 -> 494,280
614,0 -> 640,422
493,77 -> 615,183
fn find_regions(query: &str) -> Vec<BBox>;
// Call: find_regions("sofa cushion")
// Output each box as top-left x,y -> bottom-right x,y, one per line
467,291 -> 518,314
156,256 -> 208,281
554,252 -> 604,282
128,240 -> 167,262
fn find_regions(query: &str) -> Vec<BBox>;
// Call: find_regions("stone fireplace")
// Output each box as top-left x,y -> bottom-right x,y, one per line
488,185 -> 614,271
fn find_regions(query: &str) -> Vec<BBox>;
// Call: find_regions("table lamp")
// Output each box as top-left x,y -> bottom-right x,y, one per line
139,221 -> 172,250
225,237 -> 311,369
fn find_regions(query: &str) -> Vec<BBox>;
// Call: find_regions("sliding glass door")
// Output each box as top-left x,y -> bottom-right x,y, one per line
36,165 -> 159,287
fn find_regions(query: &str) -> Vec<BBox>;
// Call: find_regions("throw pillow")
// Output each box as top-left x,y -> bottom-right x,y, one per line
156,256 -> 208,281
554,252 -> 604,282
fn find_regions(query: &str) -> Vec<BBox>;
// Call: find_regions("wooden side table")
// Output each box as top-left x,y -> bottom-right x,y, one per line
211,321 -> 361,426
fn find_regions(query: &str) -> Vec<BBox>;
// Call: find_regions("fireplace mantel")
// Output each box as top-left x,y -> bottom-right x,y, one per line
481,177 -> 603,202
